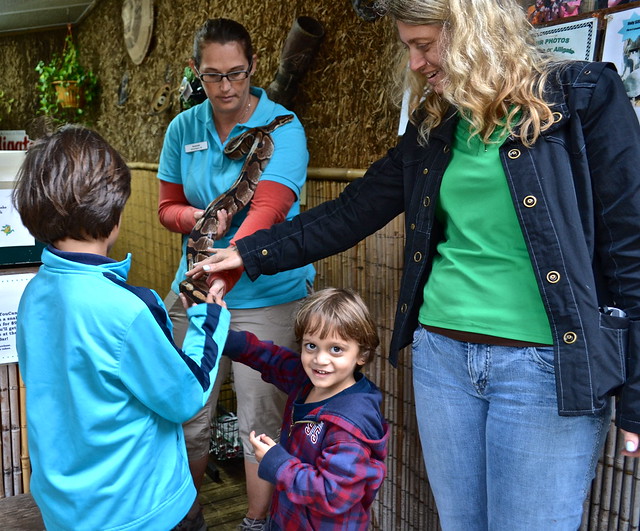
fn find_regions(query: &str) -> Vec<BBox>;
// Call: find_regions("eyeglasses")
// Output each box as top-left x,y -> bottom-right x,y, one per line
194,62 -> 252,84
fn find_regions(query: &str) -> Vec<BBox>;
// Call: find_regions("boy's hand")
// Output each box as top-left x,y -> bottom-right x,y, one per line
209,278 -> 227,301
178,292 -> 226,310
211,291 -> 227,308
249,430 -> 276,463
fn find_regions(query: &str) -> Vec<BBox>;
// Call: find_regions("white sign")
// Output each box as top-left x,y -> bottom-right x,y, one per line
0,272 -> 35,365
534,17 -> 599,60
0,131 -> 32,151
0,189 -> 34,248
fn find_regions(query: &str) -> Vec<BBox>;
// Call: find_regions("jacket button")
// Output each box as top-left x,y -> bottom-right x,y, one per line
523,195 -> 537,207
508,149 -> 521,159
423,168 -> 429,175
261,249 -> 269,256
546,271 -> 560,283
563,331 -> 577,344
400,303 -> 408,313
423,196 -> 431,207
443,145 -> 450,153
410,223 -> 416,230
552,112 -> 562,123
414,252 -> 423,262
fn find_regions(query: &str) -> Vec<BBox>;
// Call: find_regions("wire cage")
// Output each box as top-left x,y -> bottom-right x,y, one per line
210,376 -> 242,461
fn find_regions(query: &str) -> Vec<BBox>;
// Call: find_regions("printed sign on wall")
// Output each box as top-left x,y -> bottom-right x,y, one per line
534,16 -> 599,60
0,273 -> 34,365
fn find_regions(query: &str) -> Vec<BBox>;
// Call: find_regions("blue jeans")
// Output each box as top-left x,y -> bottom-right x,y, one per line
412,326 -> 611,531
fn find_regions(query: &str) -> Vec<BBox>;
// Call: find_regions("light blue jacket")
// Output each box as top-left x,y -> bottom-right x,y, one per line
17,246 -> 230,530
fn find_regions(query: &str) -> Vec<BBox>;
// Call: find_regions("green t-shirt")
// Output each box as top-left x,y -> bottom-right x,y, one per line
419,119 -> 553,344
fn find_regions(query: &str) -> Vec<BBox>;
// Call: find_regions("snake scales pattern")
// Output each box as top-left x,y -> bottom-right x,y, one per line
179,114 -> 294,304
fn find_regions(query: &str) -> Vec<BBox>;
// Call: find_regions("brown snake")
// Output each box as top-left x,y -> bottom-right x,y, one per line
179,114 -> 294,304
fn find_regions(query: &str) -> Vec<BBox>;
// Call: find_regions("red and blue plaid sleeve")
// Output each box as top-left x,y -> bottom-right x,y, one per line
262,423 -> 385,527
223,329 -> 305,395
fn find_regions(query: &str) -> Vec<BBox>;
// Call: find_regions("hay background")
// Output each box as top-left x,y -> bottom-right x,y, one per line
0,0 -> 399,170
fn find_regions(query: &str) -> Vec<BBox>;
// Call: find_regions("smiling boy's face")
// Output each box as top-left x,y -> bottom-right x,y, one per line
300,328 -> 366,402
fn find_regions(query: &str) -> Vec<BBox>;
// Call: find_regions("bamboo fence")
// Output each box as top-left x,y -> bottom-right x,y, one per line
0,363 -> 25,498
3,164 -> 640,530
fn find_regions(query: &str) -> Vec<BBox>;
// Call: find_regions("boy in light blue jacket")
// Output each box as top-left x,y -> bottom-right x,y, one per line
13,125 -> 228,531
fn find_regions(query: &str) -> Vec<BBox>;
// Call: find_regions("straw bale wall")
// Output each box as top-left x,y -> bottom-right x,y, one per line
0,0 -> 400,169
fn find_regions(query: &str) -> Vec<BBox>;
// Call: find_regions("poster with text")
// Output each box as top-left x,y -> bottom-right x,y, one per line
0,188 -> 34,248
534,16 -> 599,60
0,273 -> 34,364
601,6 -> 640,120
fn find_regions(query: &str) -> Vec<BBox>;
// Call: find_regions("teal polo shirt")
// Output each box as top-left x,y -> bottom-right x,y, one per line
158,87 -> 314,309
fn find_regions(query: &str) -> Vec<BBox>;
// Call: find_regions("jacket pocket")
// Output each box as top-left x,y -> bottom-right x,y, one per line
595,311 -> 629,396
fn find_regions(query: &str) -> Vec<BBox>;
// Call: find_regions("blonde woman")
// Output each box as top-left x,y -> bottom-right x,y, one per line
189,1 -> 640,528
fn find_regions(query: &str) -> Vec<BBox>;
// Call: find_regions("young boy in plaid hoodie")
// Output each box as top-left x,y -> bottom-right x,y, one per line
222,288 -> 388,530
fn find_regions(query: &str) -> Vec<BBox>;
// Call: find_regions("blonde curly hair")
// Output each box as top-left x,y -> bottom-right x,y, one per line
379,0 -> 557,146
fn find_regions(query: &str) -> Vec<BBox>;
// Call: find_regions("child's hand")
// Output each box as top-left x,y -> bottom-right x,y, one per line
179,291 -> 226,309
209,278 -> 227,304
179,292 -> 213,310
249,430 -> 276,463
211,291 -> 227,308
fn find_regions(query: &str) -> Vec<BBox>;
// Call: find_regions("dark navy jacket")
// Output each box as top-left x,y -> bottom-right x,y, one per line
237,62 -> 640,432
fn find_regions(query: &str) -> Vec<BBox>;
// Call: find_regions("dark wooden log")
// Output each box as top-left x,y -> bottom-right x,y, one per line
0,493 -> 44,530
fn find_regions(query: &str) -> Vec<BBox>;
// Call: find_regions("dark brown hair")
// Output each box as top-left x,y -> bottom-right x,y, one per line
192,18 -> 254,68
294,288 -> 380,368
12,125 -> 131,244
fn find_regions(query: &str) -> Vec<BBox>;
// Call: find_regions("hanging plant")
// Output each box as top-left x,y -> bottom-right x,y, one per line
35,27 -> 98,120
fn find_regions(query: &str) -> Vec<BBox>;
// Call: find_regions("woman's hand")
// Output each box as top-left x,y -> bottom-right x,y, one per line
620,428 -> 640,458
249,430 -> 276,463
193,208 -> 229,233
186,246 -> 244,279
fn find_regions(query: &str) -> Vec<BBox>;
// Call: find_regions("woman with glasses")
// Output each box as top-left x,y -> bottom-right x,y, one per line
157,18 -> 314,531
188,1 -> 640,529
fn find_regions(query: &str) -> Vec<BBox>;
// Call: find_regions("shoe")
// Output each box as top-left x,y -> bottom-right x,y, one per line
173,506 -> 207,531
238,516 -> 267,530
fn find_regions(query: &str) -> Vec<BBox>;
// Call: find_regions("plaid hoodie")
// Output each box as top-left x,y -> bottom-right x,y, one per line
223,330 -> 388,530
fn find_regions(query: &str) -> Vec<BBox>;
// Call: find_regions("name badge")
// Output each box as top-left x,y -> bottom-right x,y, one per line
185,141 -> 208,153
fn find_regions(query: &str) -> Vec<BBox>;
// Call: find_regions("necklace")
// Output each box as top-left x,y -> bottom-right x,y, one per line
239,98 -> 252,124
218,98 -> 252,143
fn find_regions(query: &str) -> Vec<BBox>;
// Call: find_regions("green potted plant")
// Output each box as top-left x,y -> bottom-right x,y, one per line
35,32 -> 98,119
0,89 -> 15,123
